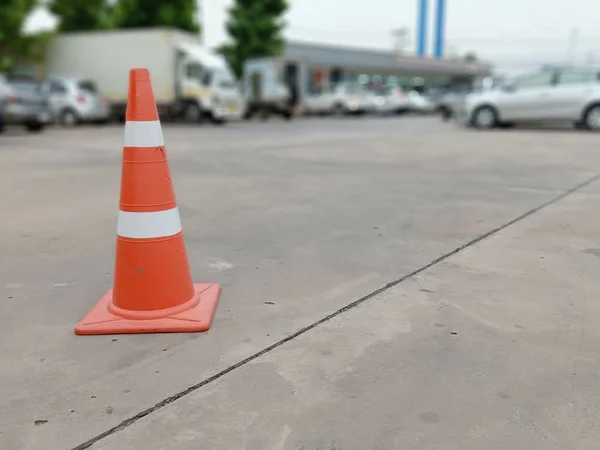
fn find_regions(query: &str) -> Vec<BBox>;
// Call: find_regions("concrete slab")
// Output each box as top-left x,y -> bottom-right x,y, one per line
1,118 -> 599,449
93,185 -> 600,450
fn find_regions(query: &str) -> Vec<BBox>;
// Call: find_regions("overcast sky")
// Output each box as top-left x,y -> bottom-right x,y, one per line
26,0 -> 600,72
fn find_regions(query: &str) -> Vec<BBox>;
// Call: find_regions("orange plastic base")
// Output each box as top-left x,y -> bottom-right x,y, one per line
74,283 -> 221,335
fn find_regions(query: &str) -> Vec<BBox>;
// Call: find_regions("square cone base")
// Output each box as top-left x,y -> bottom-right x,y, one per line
75,283 -> 221,335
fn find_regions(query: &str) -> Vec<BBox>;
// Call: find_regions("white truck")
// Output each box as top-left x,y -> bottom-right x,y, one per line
44,28 -> 244,124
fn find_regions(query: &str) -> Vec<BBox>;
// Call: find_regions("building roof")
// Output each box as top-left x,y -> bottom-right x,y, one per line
284,40 -> 492,77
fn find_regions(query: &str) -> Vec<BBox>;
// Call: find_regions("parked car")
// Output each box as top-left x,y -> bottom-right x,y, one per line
0,75 -> 10,127
41,76 -> 110,126
457,66 -> 600,130
303,82 -> 376,116
435,77 -> 505,121
303,89 -> 333,116
436,91 -> 465,120
339,83 -> 378,115
407,90 -> 436,114
0,77 -> 52,133
435,87 -> 475,121
372,85 -> 411,115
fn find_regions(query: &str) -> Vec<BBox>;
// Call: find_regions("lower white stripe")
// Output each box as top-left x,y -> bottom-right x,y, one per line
124,120 -> 164,147
117,207 -> 182,239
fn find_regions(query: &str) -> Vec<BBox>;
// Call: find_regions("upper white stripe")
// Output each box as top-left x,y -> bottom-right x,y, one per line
117,207 -> 182,239
124,120 -> 164,147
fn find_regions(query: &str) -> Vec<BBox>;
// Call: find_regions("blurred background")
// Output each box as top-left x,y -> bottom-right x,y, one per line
1,0 -> 599,130
20,0 -> 600,72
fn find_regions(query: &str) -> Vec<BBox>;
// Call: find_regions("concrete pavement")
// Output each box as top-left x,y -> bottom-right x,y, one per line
95,178 -> 600,450
1,117 -> 599,449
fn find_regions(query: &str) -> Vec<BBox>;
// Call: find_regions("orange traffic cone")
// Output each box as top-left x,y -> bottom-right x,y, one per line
75,68 -> 221,335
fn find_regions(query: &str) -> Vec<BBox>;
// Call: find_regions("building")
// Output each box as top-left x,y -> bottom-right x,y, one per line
282,40 -> 493,96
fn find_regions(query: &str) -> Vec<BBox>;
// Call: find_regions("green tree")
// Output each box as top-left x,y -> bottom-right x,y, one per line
220,0 -> 289,77
48,0 -> 116,32
0,0 -> 44,72
113,0 -> 199,33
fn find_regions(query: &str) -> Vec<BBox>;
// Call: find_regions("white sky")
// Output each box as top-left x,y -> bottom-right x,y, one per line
25,0 -> 600,72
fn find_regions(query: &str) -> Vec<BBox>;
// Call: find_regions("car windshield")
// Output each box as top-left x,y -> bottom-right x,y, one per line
78,80 -> 98,94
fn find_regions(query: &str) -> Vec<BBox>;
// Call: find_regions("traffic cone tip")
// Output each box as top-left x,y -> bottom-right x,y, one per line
126,67 -> 160,122
130,68 -> 150,81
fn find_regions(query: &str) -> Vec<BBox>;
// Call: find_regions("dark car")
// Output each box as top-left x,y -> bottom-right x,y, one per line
435,77 -> 505,121
436,90 -> 472,121
0,77 -> 53,133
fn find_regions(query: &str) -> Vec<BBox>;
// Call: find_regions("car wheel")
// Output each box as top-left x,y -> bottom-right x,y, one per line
471,106 -> 498,130
184,102 -> 204,123
60,109 -> 79,127
26,122 -> 44,133
583,104 -> 600,131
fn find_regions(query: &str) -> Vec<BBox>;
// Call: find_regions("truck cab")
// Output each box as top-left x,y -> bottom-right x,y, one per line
176,41 -> 243,123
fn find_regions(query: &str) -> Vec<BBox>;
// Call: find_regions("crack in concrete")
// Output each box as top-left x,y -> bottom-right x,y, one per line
72,173 -> 600,450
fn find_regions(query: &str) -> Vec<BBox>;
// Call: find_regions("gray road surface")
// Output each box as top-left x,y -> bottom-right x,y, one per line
1,116 -> 599,449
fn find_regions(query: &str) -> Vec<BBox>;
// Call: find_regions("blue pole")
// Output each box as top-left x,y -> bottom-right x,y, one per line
433,0 -> 446,59
416,0 -> 429,57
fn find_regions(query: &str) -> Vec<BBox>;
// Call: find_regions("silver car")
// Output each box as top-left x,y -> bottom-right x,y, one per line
0,75 -> 10,125
42,76 -> 110,126
0,77 -> 52,133
458,66 -> 600,130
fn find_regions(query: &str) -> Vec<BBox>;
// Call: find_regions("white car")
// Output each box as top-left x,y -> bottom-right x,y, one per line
303,82 -> 375,115
407,91 -> 435,114
303,90 -> 332,115
372,86 -> 411,114
457,66 -> 600,130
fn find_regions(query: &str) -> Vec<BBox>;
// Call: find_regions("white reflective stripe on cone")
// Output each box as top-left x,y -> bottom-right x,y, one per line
117,207 -> 182,239
124,120 -> 164,147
